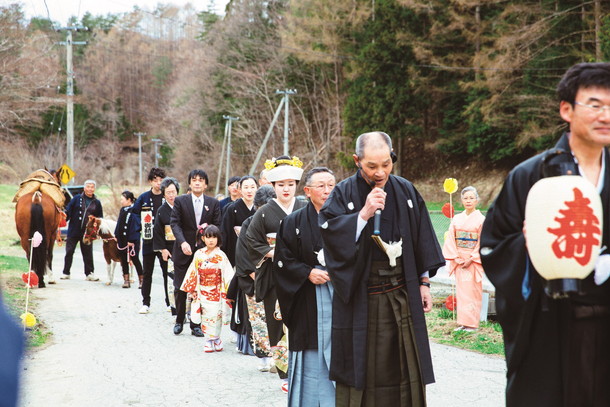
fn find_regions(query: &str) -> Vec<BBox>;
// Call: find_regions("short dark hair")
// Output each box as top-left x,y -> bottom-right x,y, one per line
188,169 -> 209,185
557,63 -> 610,105
122,190 -> 136,203
160,177 -> 180,195
305,167 -> 334,186
148,167 -> 166,181
227,176 -> 241,186
196,224 -> 222,249
254,185 -> 276,208
239,175 -> 258,188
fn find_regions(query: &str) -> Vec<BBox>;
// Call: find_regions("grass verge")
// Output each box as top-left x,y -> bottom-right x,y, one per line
426,306 -> 504,356
1,255 -> 51,348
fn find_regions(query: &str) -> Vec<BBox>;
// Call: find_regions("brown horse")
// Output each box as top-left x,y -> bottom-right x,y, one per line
15,191 -> 62,287
83,215 -> 133,285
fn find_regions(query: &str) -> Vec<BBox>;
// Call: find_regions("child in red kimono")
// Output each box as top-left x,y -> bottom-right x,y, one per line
181,225 -> 234,352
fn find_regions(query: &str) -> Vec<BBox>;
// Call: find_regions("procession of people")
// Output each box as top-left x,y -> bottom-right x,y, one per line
21,61 -> 610,407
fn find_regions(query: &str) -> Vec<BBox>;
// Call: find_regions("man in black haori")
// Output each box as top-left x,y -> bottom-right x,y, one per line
319,131 -> 444,407
480,63 -> 610,407
274,167 -> 337,406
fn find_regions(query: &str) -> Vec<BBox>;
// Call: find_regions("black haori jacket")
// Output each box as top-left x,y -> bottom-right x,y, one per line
319,172 -> 444,390
274,203 -> 323,351
480,133 -> 610,407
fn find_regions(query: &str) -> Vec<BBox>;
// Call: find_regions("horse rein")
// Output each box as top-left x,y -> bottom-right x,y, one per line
116,241 -> 136,263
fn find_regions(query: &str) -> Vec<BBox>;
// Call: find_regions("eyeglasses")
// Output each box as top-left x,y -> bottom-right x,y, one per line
307,183 -> 335,191
574,101 -> 610,115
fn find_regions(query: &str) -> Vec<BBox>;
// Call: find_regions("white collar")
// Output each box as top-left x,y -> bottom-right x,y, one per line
273,197 -> 295,215
243,199 -> 255,211
575,150 -> 606,194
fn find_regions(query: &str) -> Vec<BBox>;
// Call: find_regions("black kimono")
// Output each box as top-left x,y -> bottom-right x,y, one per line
246,199 -> 307,303
274,203 -> 321,351
480,133 -> 610,407
231,216 -> 257,354
152,202 -> 175,309
221,198 -> 256,267
153,202 -> 175,254
319,172 -> 444,391
221,199 -> 255,338
246,198 -> 307,378
235,216 -> 256,297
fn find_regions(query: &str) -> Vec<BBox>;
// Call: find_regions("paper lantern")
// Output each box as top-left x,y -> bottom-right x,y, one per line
20,312 -> 37,328
442,203 -> 455,218
22,272 -> 39,287
445,295 -> 457,311
525,176 -> 602,298
443,178 -> 458,194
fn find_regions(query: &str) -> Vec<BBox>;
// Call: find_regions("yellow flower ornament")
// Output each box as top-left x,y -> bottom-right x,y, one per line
443,178 -> 458,194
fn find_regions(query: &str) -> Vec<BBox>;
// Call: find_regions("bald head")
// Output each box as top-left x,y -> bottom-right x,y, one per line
355,131 -> 392,160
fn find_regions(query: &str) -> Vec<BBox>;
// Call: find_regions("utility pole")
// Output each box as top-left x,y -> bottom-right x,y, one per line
249,96 -> 286,175
276,89 -> 297,156
57,26 -> 87,182
215,128 -> 227,196
135,132 -> 146,190
151,138 -> 162,167
222,115 -> 239,195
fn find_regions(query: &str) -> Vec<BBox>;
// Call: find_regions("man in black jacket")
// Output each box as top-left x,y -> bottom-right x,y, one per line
170,169 -> 221,336
132,167 -> 167,313
481,62 -> 610,407
61,180 -> 103,281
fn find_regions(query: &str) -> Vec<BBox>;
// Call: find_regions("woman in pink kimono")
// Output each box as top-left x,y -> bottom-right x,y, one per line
181,224 -> 234,352
442,186 -> 486,331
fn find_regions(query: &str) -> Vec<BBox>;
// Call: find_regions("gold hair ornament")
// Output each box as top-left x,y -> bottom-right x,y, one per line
264,156 -> 303,170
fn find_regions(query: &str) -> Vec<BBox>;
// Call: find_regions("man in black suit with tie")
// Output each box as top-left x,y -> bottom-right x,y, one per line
170,169 -> 221,336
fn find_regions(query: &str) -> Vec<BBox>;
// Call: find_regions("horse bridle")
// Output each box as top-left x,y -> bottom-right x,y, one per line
84,221 -> 99,243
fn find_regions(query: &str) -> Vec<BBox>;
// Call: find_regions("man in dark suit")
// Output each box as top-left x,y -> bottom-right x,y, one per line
170,169 -> 221,336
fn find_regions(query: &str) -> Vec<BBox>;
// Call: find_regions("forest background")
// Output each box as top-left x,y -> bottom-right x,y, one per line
1,0 -> 609,206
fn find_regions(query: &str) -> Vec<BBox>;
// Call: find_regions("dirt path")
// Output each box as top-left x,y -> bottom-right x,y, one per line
19,243 -> 506,406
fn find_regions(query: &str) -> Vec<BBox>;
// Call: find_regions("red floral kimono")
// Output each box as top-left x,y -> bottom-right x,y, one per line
181,247 -> 234,338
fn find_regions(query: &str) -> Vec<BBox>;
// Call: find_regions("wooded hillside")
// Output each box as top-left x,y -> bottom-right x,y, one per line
1,0 -> 608,200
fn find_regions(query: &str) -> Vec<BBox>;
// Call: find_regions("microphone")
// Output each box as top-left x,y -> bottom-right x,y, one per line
363,174 -> 382,236
374,209 -> 381,236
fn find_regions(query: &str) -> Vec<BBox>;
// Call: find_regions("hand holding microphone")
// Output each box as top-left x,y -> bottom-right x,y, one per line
360,187 -> 386,225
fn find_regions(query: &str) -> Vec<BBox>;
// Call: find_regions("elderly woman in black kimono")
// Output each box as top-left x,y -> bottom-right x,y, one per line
152,177 -> 180,315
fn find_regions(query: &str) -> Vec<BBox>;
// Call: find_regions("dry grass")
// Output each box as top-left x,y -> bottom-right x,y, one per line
0,184 -> 24,256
